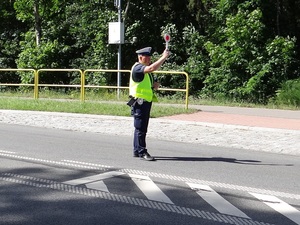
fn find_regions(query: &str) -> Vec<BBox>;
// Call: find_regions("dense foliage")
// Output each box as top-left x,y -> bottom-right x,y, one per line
0,0 -> 300,106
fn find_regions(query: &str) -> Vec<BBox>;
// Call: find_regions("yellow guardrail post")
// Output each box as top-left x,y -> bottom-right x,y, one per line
81,69 -> 85,102
153,71 -> 189,110
183,71 -> 189,110
34,69 -> 39,99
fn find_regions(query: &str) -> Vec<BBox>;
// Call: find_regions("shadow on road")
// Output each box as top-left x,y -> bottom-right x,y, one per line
153,156 -> 294,166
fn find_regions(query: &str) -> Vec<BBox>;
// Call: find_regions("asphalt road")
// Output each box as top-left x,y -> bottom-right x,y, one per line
1,124 -> 299,225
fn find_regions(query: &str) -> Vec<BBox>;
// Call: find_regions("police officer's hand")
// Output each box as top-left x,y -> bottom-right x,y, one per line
153,81 -> 160,90
162,49 -> 170,59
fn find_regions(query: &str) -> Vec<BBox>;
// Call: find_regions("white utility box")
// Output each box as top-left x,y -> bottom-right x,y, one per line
108,22 -> 124,44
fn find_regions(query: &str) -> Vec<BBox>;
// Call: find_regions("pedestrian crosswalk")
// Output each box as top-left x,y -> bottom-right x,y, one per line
63,171 -> 300,225
1,151 -> 299,225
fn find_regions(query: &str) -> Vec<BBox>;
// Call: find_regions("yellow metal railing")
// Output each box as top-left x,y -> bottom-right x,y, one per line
82,69 -> 131,101
0,68 -> 189,109
83,69 -> 189,109
36,69 -> 83,100
153,71 -> 189,109
0,68 -> 37,98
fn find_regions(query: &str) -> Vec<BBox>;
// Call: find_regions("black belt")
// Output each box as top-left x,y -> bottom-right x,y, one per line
127,96 -> 150,107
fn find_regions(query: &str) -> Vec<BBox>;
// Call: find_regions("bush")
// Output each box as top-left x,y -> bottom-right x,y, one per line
275,79 -> 300,107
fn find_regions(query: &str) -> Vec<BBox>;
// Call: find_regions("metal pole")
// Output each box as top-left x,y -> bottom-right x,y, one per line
117,0 -> 122,99
117,44 -> 121,98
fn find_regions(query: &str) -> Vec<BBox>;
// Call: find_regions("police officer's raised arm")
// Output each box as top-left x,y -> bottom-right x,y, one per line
144,49 -> 170,73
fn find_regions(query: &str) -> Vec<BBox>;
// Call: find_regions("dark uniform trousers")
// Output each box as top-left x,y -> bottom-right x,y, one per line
132,101 -> 152,156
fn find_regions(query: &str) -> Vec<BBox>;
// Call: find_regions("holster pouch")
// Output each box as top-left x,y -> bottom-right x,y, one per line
127,96 -> 137,107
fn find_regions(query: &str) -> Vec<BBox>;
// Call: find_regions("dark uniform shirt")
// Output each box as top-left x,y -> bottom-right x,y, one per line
132,63 -> 146,82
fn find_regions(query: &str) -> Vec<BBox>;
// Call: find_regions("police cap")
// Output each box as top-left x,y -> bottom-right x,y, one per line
136,47 -> 152,56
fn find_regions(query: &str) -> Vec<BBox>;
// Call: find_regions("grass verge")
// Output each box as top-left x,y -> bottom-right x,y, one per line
0,97 -> 197,118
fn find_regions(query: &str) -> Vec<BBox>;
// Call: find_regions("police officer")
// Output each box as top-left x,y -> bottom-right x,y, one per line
129,47 -> 170,161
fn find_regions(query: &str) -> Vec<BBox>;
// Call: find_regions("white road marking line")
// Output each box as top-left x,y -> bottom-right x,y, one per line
129,174 -> 174,204
61,159 -> 112,169
250,192 -> 300,225
0,150 -> 16,154
187,183 -> 250,219
63,171 -> 125,192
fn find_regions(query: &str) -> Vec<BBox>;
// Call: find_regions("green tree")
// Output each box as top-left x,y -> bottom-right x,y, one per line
14,0 -> 59,46
1,0 -> 300,105
0,1 -> 26,84
182,24 -> 209,96
14,0 -> 118,85
202,0 -> 297,103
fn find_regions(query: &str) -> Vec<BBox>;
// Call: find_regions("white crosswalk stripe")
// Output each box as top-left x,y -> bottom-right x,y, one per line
129,174 -> 174,204
63,171 -> 125,192
85,180 -> 109,192
187,182 -> 250,219
250,192 -> 300,225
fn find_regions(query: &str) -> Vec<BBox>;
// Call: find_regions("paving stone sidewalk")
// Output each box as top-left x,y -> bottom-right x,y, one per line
175,105 -> 300,130
0,107 -> 299,156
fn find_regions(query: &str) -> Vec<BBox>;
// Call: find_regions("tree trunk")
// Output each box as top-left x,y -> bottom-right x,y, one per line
34,0 -> 42,46
276,0 -> 281,35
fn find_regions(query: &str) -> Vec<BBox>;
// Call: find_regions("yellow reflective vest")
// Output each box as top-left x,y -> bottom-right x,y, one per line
129,63 -> 157,102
